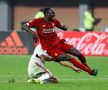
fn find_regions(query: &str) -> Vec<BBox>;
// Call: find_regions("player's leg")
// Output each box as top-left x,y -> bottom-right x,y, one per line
27,72 -> 45,84
68,47 -> 89,67
47,44 -> 92,75
47,41 -> 97,76
37,73 -> 59,83
28,72 -> 58,84
27,56 -> 45,83
28,58 -> 58,83
60,39 -> 88,67
56,54 -> 97,76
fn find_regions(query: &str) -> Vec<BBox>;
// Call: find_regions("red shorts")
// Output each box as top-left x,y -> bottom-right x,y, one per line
47,39 -> 72,60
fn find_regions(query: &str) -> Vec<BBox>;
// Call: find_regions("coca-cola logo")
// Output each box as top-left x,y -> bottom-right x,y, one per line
57,32 -> 108,56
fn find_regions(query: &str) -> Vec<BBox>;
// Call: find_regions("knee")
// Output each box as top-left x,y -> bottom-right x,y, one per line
77,53 -> 85,58
57,54 -> 72,61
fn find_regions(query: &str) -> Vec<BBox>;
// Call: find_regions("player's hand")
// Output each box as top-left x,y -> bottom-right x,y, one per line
74,67 -> 82,73
62,25 -> 68,31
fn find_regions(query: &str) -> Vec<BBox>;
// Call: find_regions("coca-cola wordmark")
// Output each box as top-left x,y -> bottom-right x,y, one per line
57,31 -> 108,56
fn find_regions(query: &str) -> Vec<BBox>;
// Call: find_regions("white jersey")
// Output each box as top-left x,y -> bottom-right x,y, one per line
28,44 -> 52,78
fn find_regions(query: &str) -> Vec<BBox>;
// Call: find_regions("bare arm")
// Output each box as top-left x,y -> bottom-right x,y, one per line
22,24 -> 38,42
22,24 -> 36,35
58,61 -> 82,73
36,54 -> 82,72
34,62 -> 52,77
55,19 -> 68,31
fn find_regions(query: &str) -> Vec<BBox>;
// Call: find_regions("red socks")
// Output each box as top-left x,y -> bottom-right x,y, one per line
70,57 -> 92,74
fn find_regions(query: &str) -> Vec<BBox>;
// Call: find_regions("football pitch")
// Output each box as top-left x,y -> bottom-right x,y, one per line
0,55 -> 108,90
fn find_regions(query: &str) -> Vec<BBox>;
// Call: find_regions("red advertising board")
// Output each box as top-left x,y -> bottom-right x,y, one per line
1,31 -> 107,56
57,31 -> 108,56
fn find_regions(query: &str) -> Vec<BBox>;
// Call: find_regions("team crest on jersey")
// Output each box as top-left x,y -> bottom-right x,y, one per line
54,53 -> 58,56
43,25 -> 46,28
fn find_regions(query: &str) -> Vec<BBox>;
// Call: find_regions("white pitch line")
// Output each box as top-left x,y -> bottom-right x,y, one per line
0,75 -> 108,77
60,77 -> 108,81
0,80 -> 26,83
0,77 -> 108,83
0,75 -> 26,77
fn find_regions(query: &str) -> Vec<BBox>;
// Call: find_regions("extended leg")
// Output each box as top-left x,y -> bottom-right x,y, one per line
57,54 -> 97,76
68,47 -> 89,67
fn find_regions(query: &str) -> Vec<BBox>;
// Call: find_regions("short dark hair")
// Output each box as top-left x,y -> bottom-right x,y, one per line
43,7 -> 51,15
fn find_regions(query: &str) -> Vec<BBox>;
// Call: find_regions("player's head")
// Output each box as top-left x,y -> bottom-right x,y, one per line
43,7 -> 55,22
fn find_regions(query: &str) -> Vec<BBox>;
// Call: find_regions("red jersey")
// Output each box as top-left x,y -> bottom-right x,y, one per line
27,18 -> 63,50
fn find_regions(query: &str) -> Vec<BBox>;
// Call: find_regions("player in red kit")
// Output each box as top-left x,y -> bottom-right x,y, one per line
23,7 -> 98,76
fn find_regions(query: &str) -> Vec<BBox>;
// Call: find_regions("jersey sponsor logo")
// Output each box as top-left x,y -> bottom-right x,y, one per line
42,28 -> 55,34
0,31 -> 29,55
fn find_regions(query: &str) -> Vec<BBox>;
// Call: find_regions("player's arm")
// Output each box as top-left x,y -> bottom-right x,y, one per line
36,54 -> 82,72
58,54 -> 82,72
34,62 -> 52,77
22,20 -> 38,42
22,24 -> 36,36
54,18 -> 68,31
58,61 -> 82,73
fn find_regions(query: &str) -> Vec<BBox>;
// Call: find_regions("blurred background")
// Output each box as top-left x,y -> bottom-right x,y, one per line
0,1 -> 108,89
0,0 -> 108,55
0,0 -> 108,31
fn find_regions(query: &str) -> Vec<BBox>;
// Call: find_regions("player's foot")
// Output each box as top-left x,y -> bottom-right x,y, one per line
50,76 -> 59,83
27,79 -> 32,83
27,78 -> 44,84
33,79 -> 44,84
90,69 -> 98,76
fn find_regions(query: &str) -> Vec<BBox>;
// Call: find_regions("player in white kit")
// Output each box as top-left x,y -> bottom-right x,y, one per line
28,44 -> 82,84
28,44 -> 58,83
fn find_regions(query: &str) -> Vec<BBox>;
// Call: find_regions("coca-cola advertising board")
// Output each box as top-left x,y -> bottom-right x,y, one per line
57,31 -> 108,56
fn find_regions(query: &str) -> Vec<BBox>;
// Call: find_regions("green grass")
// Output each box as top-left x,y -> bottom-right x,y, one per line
0,55 -> 108,90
